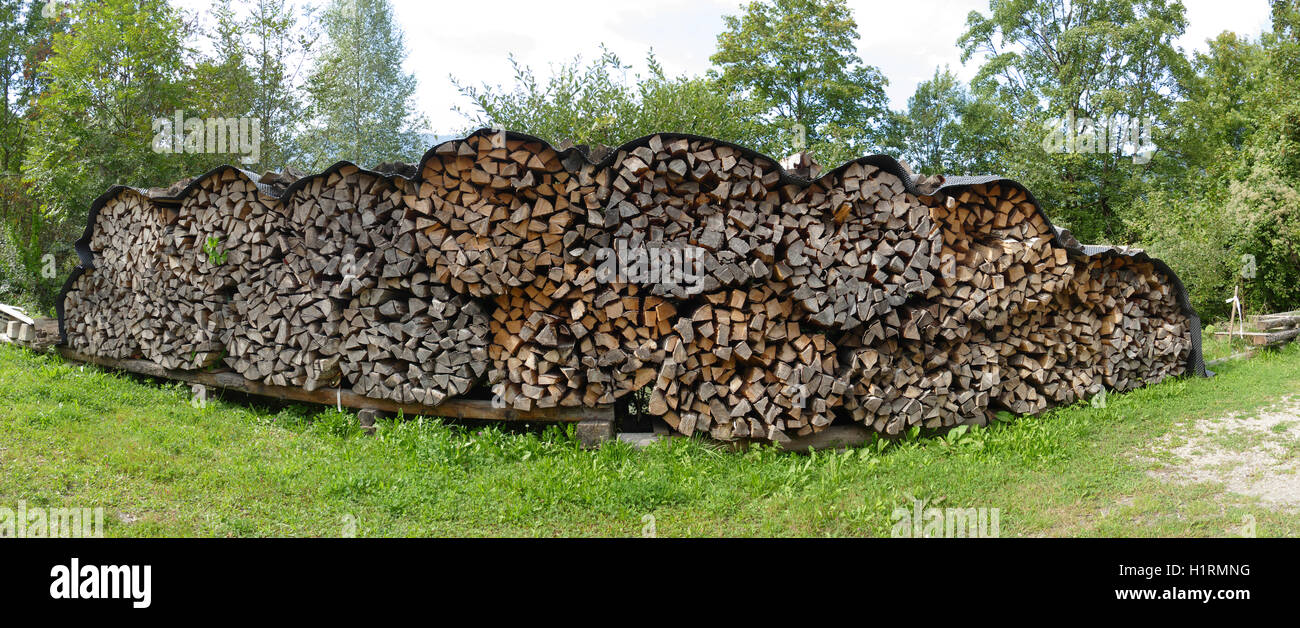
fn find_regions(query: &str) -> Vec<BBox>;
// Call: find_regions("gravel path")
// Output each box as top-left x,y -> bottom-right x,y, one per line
1149,396 -> 1300,511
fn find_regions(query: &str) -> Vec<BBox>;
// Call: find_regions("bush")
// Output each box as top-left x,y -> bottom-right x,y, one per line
1125,189 -> 1236,320
0,220 -> 74,316
0,227 -> 39,312
1226,161 -> 1300,314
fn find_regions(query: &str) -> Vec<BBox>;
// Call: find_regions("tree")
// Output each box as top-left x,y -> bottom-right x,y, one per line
244,0 -> 317,170
1172,32 -> 1266,180
185,0 -> 316,171
453,48 -> 639,148
1253,0 -> 1300,182
300,0 -> 425,169
1219,0 -> 1300,313
22,0 -> 203,309
887,68 -> 966,174
0,0 -> 67,212
0,0 -> 33,306
882,66 -> 1014,176
453,48 -> 779,155
0,0 -> 32,207
710,0 -> 889,163
631,54 -> 780,152
190,0 -> 256,129
1119,32 -> 1267,319
959,0 -> 1191,242
1125,4 -> 1300,318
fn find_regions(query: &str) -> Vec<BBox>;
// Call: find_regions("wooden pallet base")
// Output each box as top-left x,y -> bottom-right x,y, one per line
614,424 -> 876,453
43,342 -> 872,453
56,347 -> 617,448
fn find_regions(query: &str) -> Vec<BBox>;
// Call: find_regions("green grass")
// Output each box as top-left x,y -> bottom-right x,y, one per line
1,342 -> 1298,537
1200,326 -> 1253,362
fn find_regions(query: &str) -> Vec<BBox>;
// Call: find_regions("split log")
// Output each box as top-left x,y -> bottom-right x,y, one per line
921,183 -> 1074,338
780,161 -> 942,331
407,130 -> 595,298
648,281 -> 845,441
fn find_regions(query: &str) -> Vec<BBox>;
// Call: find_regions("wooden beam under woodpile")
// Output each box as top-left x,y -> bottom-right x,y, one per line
57,346 -> 608,423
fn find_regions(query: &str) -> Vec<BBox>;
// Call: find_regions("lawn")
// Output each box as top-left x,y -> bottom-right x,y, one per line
1,339 -> 1297,537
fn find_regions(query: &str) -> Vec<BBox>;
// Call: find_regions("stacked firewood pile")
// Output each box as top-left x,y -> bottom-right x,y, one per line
60,129 -> 1198,443
486,276 -> 672,410
841,334 -> 1003,435
405,134 -> 594,298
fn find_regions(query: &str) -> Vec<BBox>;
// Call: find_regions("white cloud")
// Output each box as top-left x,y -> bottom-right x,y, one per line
1179,0 -> 1274,51
392,0 -> 735,133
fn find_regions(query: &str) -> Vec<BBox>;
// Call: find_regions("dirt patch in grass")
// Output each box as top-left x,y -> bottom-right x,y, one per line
1148,396 -> 1300,511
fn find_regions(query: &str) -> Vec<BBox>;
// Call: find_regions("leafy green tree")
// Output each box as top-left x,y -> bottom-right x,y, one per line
0,0 -> 33,206
1120,32 -> 1267,319
191,0 -> 256,128
0,0 -> 34,307
631,55 -> 780,152
1218,0 -> 1300,313
453,48 -> 638,148
0,0 -> 78,311
22,0 -> 204,309
300,0 -> 425,169
1225,162 -> 1300,313
960,0 -> 1191,242
885,68 -> 966,174
1253,0 -> 1300,182
1172,33 -> 1266,180
1128,3 -> 1300,317
882,66 -> 1014,176
711,0 -> 889,163
189,0 -> 316,171
0,0 -> 67,207
454,48 -> 778,155
244,0 -> 316,170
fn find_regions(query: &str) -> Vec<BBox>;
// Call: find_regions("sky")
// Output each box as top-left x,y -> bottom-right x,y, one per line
180,0 -> 1277,135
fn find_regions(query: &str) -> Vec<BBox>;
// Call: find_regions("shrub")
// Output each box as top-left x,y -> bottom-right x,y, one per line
1226,160 -> 1300,313
1125,189 -> 1236,320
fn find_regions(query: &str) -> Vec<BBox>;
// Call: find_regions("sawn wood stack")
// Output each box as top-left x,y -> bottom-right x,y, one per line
59,129 -> 1201,443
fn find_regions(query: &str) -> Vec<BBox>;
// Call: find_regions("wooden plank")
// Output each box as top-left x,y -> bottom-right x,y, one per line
1248,309 -> 1300,322
775,424 -> 875,452
616,432 -> 666,448
1215,327 -> 1300,346
1206,350 -> 1258,368
726,423 -> 875,453
57,347 -> 609,423
0,303 -> 35,326
1243,313 -> 1300,332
